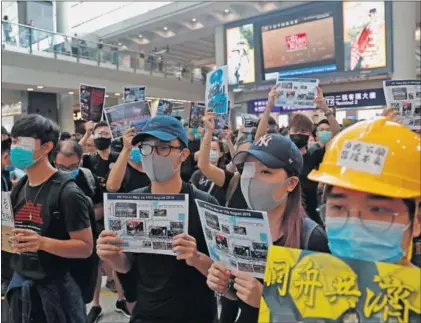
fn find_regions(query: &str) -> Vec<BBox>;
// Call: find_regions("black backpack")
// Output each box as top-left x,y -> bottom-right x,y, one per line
10,171 -> 99,304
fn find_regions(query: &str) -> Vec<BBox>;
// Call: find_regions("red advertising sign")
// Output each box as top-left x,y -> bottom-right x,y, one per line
286,33 -> 308,51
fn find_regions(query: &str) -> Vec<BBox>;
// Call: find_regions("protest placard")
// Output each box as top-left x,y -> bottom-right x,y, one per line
259,245 -> 421,322
79,84 -> 106,122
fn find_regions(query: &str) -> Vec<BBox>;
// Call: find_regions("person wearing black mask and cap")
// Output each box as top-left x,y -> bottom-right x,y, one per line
82,122 -> 119,189
81,121 -> 131,320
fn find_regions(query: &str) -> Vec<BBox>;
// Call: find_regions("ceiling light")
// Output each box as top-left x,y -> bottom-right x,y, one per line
138,34 -> 143,38
105,94 -> 109,98
68,91 -> 74,95
224,8 -> 230,13
192,18 -> 197,22
37,85 -> 44,89
118,42 -> 122,46
27,88 -> 34,91
163,26 -> 168,31
115,93 -> 120,96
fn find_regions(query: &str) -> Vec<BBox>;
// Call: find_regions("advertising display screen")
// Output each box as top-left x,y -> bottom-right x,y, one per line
343,2 -> 386,71
224,1 -> 391,85
261,13 -> 336,72
226,24 -> 256,85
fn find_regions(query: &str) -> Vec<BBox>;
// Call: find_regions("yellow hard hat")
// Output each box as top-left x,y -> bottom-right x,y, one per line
308,117 -> 421,198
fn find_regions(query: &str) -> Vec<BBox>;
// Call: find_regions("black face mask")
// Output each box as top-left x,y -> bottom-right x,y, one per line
94,138 -> 111,151
290,134 -> 309,149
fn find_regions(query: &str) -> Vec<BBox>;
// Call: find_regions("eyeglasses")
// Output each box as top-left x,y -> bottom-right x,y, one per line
139,143 -> 183,157
56,164 -> 79,172
320,204 -> 409,233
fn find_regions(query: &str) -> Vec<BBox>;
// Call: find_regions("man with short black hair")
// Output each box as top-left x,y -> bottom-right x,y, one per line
97,116 -> 218,323
7,114 -> 92,322
60,131 -> 72,141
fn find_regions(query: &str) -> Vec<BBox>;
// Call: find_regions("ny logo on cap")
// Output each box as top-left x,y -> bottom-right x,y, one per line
256,134 -> 272,148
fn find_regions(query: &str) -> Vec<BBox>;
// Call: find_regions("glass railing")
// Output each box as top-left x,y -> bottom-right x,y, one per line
1,20 -> 204,83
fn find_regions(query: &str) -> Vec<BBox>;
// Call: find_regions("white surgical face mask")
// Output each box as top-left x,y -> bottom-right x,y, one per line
209,150 -> 219,163
240,162 -> 289,212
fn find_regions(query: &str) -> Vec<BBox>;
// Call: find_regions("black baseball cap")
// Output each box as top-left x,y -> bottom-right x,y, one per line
232,134 -> 303,176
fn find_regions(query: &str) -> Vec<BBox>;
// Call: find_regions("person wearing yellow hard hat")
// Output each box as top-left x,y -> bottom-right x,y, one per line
308,117 -> 421,266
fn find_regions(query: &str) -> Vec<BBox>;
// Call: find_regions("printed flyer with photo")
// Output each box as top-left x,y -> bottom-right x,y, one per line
275,77 -> 319,110
156,99 -> 173,116
1,192 -> 14,253
104,101 -> 151,140
195,199 -> 272,279
123,86 -> 146,103
104,193 -> 189,255
241,114 -> 259,132
188,103 -> 206,129
79,84 -> 106,122
383,80 -> 421,130
205,65 -> 229,114
214,107 -> 230,134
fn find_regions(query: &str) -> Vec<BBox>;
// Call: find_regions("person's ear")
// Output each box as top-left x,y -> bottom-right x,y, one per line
43,142 -> 55,154
181,148 -> 190,162
287,176 -> 299,192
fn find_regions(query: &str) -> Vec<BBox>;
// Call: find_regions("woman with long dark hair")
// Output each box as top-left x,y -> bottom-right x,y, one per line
207,134 -> 329,323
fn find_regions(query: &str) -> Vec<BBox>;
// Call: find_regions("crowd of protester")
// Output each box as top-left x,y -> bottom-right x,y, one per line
1,85 -> 420,323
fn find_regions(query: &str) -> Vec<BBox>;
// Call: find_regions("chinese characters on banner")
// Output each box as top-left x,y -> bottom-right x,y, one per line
259,246 -> 421,323
205,65 -> 229,114
324,88 -> 386,108
79,84 -> 106,122
383,80 -> 421,131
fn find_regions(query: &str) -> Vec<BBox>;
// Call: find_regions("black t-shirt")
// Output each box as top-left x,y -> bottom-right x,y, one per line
120,182 -> 218,323
82,152 -> 119,190
181,139 -> 200,182
222,223 -> 330,323
190,169 -> 227,206
300,147 -> 326,225
119,164 -> 151,193
11,172 -> 91,281
75,169 -> 104,205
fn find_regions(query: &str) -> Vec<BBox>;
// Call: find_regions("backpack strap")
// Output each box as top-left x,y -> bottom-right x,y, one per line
42,172 -> 75,233
10,175 -> 29,211
225,172 -> 241,207
301,217 -> 318,250
79,167 -> 96,196
191,184 -> 217,204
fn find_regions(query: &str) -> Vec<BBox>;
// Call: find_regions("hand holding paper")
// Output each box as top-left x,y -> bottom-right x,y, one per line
232,269 -> 263,308
207,262 -> 231,295
202,109 -> 216,131
96,230 -> 125,261
122,127 -> 136,150
268,84 -> 280,108
172,233 -> 198,265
